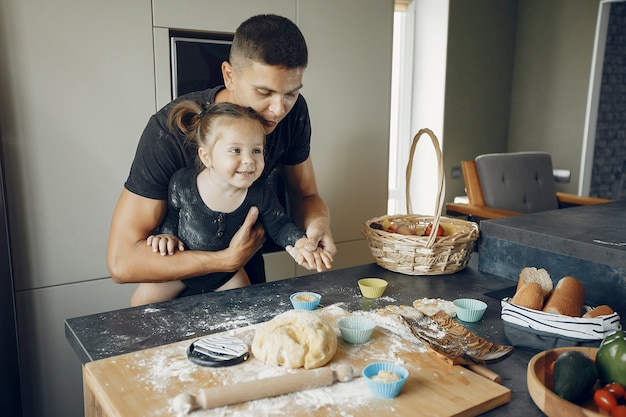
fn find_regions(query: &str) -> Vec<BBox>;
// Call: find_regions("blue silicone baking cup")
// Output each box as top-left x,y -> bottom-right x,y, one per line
289,292 -> 321,310
362,362 -> 409,399
338,316 -> 376,344
453,298 -> 487,322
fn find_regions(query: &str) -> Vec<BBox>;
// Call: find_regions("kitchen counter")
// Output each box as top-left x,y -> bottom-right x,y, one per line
478,201 -> 626,318
65,258 -> 549,416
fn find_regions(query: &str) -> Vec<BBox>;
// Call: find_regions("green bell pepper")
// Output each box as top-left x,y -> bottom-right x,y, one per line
596,330 -> 626,387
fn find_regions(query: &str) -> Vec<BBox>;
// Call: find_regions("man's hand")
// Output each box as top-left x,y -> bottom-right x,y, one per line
223,206 -> 265,271
108,190 -> 265,283
302,218 -> 336,259
288,238 -> 333,273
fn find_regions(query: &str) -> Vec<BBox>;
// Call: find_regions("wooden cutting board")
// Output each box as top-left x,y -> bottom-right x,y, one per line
83,306 -> 510,417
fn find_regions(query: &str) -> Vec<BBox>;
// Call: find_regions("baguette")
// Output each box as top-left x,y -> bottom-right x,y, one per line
542,276 -> 585,317
517,267 -> 553,299
582,304 -> 614,318
511,282 -> 545,310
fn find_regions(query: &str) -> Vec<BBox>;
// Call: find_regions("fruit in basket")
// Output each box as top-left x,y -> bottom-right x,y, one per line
596,330 -> 626,387
369,222 -> 383,230
396,225 -> 417,235
440,223 -> 458,236
424,223 -> 444,237
381,219 -> 397,233
552,350 -> 598,402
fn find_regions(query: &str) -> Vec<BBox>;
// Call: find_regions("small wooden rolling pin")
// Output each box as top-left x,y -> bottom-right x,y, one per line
467,365 -> 501,383
172,364 -> 355,415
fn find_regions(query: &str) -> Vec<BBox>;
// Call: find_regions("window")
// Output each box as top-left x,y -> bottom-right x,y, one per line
388,0 -> 449,216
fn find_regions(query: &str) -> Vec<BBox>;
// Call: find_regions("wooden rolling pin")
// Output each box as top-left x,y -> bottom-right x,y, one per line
467,365 -> 502,383
172,364 -> 355,414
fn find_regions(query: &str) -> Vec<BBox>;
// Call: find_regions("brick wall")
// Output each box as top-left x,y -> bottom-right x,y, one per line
591,2 -> 626,200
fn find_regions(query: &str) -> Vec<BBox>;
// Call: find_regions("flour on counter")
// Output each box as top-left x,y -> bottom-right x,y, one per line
351,309 -> 428,351
125,304 -> 428,417
171,377 -> 372,417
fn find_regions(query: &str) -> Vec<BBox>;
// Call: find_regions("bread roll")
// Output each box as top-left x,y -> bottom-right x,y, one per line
517,267 -> 553,299
542,276 -> 585,317
582,305 -> 614,318
511,282 -> 545,310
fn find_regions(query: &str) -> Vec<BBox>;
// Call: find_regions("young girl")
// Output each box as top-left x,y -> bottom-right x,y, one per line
130,102 -> 333,306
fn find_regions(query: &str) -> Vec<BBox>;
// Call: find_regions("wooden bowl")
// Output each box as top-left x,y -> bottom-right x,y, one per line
527,346 -> 603,417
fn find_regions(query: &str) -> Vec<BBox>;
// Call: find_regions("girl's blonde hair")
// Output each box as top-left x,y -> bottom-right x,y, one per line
167,101 -> 266,167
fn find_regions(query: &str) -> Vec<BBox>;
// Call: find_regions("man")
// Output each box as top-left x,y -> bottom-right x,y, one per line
107,14 -> 336,294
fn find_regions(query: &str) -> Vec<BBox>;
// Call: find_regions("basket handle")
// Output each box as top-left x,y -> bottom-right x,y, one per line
405,128 -> 445,248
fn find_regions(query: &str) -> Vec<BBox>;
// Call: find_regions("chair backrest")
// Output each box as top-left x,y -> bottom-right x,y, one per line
475,151 -> 559,213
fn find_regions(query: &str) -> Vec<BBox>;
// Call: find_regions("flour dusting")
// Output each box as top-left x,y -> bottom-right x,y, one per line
121,304 -> 429,417
173,377 -> 372,417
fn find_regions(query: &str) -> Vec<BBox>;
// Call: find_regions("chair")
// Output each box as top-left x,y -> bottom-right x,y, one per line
446,151 -> 612,220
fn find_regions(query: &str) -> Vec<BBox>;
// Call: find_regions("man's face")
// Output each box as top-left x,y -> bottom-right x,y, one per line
224,61 -> 304,134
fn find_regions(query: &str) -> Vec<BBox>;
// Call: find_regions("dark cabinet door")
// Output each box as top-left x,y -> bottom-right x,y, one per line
0,151 -> 22,416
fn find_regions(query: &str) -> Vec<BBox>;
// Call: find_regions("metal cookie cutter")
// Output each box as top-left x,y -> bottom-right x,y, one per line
187,335 -> 250,367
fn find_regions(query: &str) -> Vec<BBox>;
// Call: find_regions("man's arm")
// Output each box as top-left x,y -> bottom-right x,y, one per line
283,157 -> 337,257
107,189 -> 264,283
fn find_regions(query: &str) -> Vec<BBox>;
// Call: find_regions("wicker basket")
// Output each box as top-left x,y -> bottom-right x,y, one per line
362,128 -> 479,275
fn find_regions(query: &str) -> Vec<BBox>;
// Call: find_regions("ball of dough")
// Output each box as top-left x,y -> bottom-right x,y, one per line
372,370 -> 401,382
251,310 -> 338,369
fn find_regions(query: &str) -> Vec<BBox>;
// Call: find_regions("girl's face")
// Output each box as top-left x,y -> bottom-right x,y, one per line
200,118 -> 265,190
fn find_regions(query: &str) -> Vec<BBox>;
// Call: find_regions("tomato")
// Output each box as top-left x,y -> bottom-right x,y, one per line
611,405 -> 626,417
595,388 -> 618,411
605,383 -> 626,399
424,223 -> 444,236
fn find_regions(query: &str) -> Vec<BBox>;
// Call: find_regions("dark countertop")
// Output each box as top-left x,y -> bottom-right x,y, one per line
480,201 -> 626,269
478,201 -> 626,318
66,258 -> 546,416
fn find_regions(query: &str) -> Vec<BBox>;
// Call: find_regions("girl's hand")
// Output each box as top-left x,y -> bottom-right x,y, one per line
289,238 -> 333,272
147,234 -> 185,256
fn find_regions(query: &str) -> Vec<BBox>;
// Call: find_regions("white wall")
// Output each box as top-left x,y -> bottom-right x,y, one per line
0,1 -> 393,416
442,0 -> 601,201
507,0 -> 600,195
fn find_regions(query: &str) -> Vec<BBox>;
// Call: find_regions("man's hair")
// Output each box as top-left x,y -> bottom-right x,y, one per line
230,14 -> 308,70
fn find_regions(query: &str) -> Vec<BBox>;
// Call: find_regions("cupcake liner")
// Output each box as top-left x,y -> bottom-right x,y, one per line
338,316 -> 376,344
453,298 -> 487,322
358,278 -> 388,299
362,362 -> 409,399
290,292 -> 321,310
